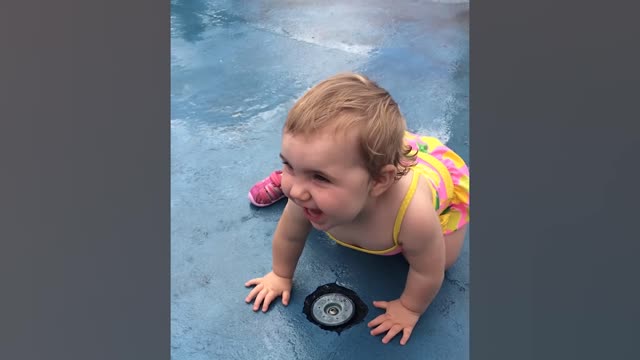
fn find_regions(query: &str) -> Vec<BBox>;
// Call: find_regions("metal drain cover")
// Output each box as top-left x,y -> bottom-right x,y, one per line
311,293 -> 355,326
303,283 -> 368,334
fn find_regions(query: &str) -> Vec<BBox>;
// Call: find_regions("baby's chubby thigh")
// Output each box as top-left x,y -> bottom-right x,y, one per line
444,224 -> 467,269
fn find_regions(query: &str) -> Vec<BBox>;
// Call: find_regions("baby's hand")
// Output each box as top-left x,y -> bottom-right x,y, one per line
244,271 -> 292,312
367,299 -> 421,345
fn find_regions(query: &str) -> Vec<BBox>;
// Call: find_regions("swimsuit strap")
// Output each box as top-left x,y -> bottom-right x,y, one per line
325,232 -> 398,255
392,169 -> 419,245
324,170 -> 419,255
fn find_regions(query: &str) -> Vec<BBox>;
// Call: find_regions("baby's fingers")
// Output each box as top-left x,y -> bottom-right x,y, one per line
262,291 -> 279,312
381,324 -> 404,344
372,300 -> 388,310
245,283 -> 263,303
252,289 -> 268,311
370,321 -> 393,336
282,290 -> 290,306
399,327 -> 413,346
367,314 -> 388,328
245,277 -> 263,287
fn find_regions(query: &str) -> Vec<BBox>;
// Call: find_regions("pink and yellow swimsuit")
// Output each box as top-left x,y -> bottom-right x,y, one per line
326,131 -> 470,256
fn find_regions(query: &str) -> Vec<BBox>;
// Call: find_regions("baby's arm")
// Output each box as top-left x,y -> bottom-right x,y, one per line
398,207 -> 446,315
245,200 -> 311,311
368,200 -> 445,345
271,200 -> 312,278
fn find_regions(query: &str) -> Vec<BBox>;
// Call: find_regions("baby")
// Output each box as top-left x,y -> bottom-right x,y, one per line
244,73 -> 469,345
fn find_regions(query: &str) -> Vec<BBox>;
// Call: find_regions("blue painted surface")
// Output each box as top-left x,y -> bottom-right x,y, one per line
171,1 -> 469,358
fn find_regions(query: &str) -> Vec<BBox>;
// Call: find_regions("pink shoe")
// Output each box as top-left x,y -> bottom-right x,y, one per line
248,170 -> 285,207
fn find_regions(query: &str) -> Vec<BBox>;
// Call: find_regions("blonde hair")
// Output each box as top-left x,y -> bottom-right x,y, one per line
284,73 -> 416,180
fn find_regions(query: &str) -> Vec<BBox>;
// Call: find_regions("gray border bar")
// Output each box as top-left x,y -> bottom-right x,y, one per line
1,1 -> 170,359
471,1 -> 640,359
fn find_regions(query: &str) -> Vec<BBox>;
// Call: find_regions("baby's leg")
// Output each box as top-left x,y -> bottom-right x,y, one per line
444,224 -> 467,269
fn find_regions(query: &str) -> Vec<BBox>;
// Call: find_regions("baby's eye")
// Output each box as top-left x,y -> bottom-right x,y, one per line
281,163 -> 295,175
313,174 -> 330,183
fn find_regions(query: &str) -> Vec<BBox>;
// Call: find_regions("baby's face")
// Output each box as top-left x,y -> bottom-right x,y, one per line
279,126 -> 372,231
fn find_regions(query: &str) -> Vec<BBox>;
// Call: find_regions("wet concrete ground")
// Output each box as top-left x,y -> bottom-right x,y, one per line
171,1 -> 469,358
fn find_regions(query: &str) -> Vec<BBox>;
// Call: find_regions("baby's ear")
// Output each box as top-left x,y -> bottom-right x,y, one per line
369,164 -> 397,197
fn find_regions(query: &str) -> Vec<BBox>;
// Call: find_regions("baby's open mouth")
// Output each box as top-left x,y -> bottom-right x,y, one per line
304,207 -> 324,219
307,208 -> 323,216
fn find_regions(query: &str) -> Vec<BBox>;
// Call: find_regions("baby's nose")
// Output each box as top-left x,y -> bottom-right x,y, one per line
289,185 -> 311,202
296,192 -> 311,202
